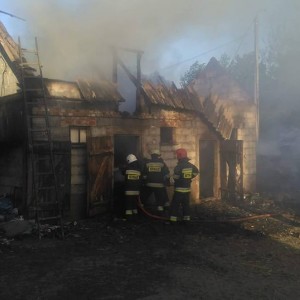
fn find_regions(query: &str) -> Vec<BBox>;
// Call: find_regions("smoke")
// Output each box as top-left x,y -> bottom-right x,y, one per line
0,0 -> 288,82
2,0 -> 300,193
1,1 -> 300,123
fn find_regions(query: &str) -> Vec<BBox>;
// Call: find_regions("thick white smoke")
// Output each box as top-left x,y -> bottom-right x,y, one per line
0,0 -> 288,82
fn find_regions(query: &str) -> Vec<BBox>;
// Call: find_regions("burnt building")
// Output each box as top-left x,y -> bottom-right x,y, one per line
0,21 -> 257,220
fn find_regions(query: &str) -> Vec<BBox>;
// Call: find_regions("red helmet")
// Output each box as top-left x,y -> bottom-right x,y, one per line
176,148 -> 187,160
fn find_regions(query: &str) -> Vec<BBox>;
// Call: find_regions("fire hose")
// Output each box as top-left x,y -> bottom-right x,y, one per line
136,197 -> 278,223
137,196 -> 169,221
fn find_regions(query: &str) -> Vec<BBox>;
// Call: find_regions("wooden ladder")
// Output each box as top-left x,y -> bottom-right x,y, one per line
18,37 -> 64,239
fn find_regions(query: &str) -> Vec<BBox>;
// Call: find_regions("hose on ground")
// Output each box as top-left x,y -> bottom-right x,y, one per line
137,197 -> 278,223
137,197 -> 169,221
193,213 -> 279,223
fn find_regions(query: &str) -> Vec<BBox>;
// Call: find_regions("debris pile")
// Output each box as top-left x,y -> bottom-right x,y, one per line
0,194 -> 18,222
0,194 -> 33,243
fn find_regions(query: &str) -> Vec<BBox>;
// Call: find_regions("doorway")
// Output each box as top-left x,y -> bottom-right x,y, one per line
220,140 -> 243,201
70,127 -> 88,220
199,140 -> 215,198
113,135 -> 140,217
114,135 -> 141,167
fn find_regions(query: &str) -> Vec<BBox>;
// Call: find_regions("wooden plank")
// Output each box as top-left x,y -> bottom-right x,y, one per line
86,136 -> 113,216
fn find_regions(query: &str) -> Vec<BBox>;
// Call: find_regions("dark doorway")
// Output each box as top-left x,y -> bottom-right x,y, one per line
114,135 -> 140,167
199,140 -> 215,198
113,135 -> 140,218
220,140 -> 243,201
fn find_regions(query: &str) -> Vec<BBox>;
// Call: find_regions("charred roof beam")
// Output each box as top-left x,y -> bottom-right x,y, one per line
111,46 -> 149,113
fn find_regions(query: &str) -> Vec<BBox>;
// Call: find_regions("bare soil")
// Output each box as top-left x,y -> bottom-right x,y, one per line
1,197 -> 300,300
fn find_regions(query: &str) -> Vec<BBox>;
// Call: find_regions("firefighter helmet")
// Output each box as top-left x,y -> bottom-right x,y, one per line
151,149 -> 161,156
126,154 -> 137,164
176,148 -> 187,160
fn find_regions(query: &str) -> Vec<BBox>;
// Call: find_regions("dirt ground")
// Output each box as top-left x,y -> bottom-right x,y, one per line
1,196 -> 300,300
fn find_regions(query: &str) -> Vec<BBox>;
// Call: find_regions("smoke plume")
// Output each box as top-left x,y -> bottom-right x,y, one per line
1,0 -> 291,82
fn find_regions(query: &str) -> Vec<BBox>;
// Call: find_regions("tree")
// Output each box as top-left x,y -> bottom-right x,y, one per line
219,53 -> 231,69
180,12 -> 300,193
180,61 -> 206,87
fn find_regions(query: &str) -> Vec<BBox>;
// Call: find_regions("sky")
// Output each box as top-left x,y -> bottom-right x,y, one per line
0,0 -> 295,84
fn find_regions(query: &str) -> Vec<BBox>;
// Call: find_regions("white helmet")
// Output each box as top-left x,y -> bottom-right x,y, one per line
126,154 -> 137,164
151,149 -> 161,156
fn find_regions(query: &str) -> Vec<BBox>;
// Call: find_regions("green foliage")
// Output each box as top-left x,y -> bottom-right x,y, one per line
227,52 -> 256,95
179,50 -> 275,139
180,61 -> 206,87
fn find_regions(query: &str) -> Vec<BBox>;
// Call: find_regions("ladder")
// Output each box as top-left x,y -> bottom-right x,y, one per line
18,37 -> 64,239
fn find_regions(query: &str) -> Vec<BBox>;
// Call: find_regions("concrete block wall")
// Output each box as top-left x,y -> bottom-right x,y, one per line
236,105 -> 257,193
142,126 -> 160,158
139,115 -> 204,202
38,103 -> 221,203
175,122 -> 200,202
91,127 -> 106,137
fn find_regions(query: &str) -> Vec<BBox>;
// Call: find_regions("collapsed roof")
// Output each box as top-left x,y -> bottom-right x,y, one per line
42,78 -> 124,103
141,77 -> 233,139
0,20 -> 249,139
191,57 -> 253,103
189,57 -> 255,137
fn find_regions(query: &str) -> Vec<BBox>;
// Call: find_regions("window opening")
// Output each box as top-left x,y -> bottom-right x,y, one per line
160,127 -> 174,145
70,127 -> 87,144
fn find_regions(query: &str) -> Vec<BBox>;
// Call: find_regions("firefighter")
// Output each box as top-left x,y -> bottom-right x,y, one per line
169,148 -> 199,223
142,150 -> 170,215
123,154 -> 142,219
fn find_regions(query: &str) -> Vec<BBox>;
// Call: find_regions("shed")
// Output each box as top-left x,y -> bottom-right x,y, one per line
0,21 -> 257,221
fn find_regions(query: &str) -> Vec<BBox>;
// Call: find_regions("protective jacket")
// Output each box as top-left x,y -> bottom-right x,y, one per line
173,158 -> 199,193
124,160 -> 142,195
143,157 -> 170,188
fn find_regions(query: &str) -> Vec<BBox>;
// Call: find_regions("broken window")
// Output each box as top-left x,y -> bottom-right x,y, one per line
70,127 -> 87,144
160,127 -> 174,145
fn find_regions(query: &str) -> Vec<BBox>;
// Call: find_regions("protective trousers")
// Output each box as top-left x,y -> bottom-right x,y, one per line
169,192 -> 191,222
141,186 -> 168,213
125,194 -> 139,216
153,187 -> 168,212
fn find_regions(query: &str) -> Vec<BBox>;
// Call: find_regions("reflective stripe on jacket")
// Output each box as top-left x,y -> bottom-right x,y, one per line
143,158 -> 170,188
173,158 -> 199,193
124,161 -> 142,193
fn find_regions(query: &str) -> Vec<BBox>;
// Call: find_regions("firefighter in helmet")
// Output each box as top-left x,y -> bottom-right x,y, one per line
123,154 -> 142,219
142,149 -> 170,215
169,148 -> 199,223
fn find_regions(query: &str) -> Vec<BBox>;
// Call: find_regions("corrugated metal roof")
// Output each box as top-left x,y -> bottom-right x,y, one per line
142,80 -> 232,139
77,79 -> 124,103
41,78 -> 124,103
45,79 -> 82,99
141,78 -> 232,139
142,79 -> 202,111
